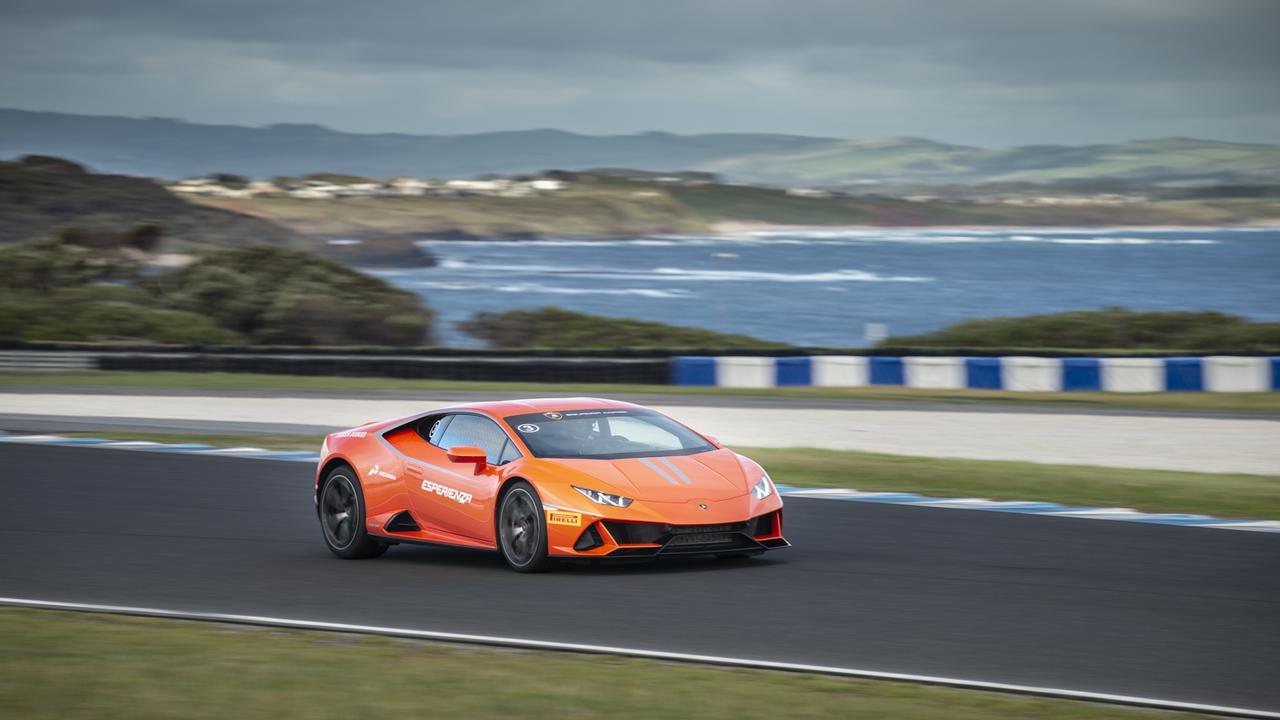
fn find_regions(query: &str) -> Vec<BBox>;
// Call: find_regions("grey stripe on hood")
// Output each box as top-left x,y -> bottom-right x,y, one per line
638,457 -> 680,486
656,456 -> 692,485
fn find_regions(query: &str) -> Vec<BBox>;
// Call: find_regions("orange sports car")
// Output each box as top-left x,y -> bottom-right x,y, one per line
315,397 -> 788,572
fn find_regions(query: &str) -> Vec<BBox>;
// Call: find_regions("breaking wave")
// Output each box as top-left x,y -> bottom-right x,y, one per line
434,259 -> 931,283
409,279 -> 692,298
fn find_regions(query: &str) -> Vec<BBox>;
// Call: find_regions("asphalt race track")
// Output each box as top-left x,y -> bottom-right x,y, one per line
3,444 -> 1278,711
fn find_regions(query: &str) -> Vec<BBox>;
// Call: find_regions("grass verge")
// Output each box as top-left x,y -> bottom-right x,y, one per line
3,370 -> 1279,413
58,431 -> 1280,519
0,608 -> 1209,720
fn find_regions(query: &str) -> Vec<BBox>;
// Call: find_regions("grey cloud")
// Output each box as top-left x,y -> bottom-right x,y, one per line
0,0 -> 1276,145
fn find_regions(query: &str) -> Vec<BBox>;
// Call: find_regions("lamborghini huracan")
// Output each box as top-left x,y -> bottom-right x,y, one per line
315,398 -> 788,572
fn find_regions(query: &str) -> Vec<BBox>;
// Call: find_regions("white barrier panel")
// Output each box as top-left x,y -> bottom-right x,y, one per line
1204,356 -> 1269,392
811,356 -> 868,387
715,357 -> 774,388
904,356 -> 966,389
1002,357 -> 1063,392
1101,358 -> 1163,393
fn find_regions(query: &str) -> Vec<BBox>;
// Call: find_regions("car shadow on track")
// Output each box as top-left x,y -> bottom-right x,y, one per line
380,543 -> 789,576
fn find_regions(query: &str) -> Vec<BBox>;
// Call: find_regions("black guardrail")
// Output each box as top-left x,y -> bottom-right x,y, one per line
2,339 -> 1274,358
92,353 -> 669,384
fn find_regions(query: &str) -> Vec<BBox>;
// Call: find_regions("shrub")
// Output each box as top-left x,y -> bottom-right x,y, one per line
0,232 -> 435,346
883,308 -> 1280,351
151,245 -> 434,346
459,306 -> 786,349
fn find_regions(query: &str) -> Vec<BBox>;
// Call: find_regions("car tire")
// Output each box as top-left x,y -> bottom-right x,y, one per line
497,481 -> 552,573
319,465 -> 388,559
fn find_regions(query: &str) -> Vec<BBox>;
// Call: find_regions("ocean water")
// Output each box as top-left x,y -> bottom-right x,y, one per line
369,227 -> 1280,347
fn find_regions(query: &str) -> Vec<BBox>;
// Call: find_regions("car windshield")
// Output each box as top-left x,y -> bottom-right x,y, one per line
504,408 -> 715,460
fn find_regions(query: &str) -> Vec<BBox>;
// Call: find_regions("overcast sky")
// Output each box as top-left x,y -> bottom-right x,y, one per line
1,0 -> 1277,146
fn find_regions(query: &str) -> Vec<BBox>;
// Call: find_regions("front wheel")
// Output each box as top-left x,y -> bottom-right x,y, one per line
319,466 -> 387,559
497,481 -> 551,573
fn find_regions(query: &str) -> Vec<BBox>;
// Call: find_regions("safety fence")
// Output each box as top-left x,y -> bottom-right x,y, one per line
0,349 -> 669,383
671,355 -> 1280,392
2,346 -> 1278,391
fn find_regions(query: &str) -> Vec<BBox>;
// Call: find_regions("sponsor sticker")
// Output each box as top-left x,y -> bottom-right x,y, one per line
366,464 -> 397,481
562,409 -> 628,418
333,430 -> 367,438
546,510 -> 582,526
420,479 -> 474,505
543,412 -> 563,420
517,423 -> 540,433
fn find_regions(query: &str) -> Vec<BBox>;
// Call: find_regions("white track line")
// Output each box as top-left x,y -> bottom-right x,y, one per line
2,597 -> 1276,719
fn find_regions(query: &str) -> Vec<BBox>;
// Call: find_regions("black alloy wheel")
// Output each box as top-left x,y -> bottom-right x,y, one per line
498,481 -> 551,572
319,466 -> 387,559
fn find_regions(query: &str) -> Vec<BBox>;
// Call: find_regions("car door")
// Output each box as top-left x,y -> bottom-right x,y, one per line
409,413 -> 513,542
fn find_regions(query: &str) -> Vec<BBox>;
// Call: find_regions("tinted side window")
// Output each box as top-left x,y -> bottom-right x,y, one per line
497,439 -> 522,465
424,415 -> 452,446
435,414 -> 510,465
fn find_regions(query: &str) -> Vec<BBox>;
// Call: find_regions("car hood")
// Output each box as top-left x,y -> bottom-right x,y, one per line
544,449 -> 751,503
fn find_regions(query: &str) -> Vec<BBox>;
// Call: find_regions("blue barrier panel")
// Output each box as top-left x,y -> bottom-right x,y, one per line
775,356 -> 813,386
1164,357 -> 1204,392
1061,358 -> 1102,391
1272,357 -> 1280,390
965,357 -> 1002,390
868,356 -> 904,385
671,356 -> 716,386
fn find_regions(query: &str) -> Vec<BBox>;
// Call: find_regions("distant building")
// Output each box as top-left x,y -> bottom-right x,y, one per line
785,188 -> 832,198
388,177 -> 433,195
165,173 -> 571,200
246,180 -> 283,195
288,188 -> 336,199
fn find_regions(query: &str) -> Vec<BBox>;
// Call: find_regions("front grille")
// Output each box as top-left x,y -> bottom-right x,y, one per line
602,517 -> 770,554
669,523 -> 743,535
602,521 -> 668,545
666,531 -> 740,547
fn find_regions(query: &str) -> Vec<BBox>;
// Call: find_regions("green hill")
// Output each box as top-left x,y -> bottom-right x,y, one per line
706,137 -> 1280,185
0,156 -> 303,248
883,309 -> 1280,351
3,109 -> 1277,186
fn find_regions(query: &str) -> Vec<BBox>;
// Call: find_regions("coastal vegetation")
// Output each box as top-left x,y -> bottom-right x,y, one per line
4,153 -> 1277,247
191,173 -> 1280,238
883,308 -> 1280,351
0,229 -> 433,345
458,307 -> 788,349
0,156 -> 303,247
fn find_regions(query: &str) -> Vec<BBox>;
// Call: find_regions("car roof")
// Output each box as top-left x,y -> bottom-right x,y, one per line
453,397 -> 644,418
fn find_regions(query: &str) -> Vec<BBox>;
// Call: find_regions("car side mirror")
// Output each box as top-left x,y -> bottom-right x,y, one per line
447,445 -> 488,470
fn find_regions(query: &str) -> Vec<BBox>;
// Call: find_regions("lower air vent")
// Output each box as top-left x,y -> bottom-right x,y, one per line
385,511 -> 421,533
574,523 -> 604,551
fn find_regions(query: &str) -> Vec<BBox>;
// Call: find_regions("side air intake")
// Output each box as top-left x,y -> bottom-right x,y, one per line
384,511 -> 421,533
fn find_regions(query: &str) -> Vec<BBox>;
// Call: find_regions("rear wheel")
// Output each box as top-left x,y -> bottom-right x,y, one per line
497,481 -> 551,573
319,466 -> 387,559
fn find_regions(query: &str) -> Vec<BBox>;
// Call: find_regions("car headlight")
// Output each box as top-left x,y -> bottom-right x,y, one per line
573,485 -> 634,508
752,473 -> 774,500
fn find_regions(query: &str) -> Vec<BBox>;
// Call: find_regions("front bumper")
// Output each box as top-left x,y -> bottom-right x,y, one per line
557,509 -> 789,559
